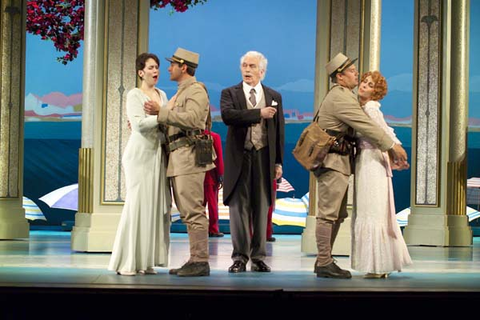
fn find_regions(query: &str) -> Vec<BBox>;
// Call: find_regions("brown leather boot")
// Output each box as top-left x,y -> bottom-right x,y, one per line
330,221 -> 341,247
316,261 -> 352,279
313,221 -> 333,273
176,229 -> 210,277
177,262 -> 210,277
170,228 -> 196,275
169,261 -> 193,275
190,229 -> 209,262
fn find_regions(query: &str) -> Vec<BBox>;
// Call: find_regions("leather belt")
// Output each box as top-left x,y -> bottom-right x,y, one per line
166,137 -> 193,153
325,129 -> 342,137
168,129 -> 204,143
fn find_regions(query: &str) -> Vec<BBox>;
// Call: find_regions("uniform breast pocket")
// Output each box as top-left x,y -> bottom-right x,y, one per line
174,98 -> 185,112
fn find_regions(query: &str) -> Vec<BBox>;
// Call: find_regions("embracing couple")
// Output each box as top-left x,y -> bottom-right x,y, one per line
313,53 -> 412,279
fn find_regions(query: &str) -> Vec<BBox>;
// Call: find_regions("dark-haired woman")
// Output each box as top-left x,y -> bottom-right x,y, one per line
351,71 -> 412,278
108,53 -> 171,276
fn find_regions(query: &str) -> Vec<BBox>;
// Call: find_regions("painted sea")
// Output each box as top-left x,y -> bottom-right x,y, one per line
24,121 -> 480,226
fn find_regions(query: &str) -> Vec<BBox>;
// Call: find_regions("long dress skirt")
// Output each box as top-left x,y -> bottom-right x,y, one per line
108,132 -> 171,274
351,146 -> 412,274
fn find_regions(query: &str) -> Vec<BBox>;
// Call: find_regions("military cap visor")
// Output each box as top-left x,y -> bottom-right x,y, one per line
166,55 -> 198,68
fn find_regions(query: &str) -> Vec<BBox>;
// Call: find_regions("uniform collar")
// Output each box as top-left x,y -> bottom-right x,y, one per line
178,76 -> 196,90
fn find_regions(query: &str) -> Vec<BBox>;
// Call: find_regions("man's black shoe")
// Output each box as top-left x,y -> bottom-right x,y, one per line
251,260 -> 271,272
267,237 -> 276,242
228,261 -> 246,273
316,261 -> 352,279
177,262 -> 210,277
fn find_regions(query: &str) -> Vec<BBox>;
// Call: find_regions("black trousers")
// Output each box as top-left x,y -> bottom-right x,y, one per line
228,147 -> 270,263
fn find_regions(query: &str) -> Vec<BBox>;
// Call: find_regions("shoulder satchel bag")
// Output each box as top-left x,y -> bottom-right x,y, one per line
292,109 -> 336,171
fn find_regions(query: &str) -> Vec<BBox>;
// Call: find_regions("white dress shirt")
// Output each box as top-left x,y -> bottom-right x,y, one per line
242,81 -> 263,107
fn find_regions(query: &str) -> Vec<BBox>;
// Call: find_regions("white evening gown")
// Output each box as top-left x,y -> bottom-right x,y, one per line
351,100 -> 412,274
108,88 -> 171,274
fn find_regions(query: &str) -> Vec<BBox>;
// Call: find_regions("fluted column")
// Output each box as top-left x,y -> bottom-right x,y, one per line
404,0 -> 472,246
302,0 -> 382,255
0,0 -> 29,239
71,0 -> 150,251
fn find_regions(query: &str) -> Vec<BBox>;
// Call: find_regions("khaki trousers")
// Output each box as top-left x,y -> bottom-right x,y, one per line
172,172 -> 209,262
315,168 -> 349,266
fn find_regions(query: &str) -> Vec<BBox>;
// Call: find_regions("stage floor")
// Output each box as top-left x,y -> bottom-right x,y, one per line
1,231 -> 480,317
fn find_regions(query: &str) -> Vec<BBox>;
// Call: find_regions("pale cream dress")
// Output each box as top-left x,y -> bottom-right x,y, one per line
108,88 -> 171,274
351,100 -> 412,274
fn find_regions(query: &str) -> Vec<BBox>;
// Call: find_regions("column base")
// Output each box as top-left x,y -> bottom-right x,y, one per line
404,213 -> 472,246
71,211 -> 121,252
0,200 -> 29,239
301,215 -> 352,256
301,216 -> 317,254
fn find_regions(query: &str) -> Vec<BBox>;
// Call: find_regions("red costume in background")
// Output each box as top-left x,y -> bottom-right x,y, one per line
204,130 -> 224,236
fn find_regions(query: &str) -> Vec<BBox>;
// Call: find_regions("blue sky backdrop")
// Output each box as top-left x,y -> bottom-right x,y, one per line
149,0 -> 317,117
25,0 -> 479,120
22,0 -> 480,217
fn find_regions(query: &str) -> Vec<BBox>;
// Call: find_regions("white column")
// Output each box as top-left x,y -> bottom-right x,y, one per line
301,0 -> 383,256
404,0 -> 472,246
71,0 -> 150,251
0,0 -> 29,239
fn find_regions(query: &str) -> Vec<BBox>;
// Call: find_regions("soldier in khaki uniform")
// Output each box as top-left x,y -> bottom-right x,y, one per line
145,48 -> 215,277
314,53 -> 408,279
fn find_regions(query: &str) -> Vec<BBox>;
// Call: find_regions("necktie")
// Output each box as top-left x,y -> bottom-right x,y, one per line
249,88 -> 257,107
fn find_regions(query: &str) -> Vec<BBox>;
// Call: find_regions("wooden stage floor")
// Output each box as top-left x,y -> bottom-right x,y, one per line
1,231 -> 479,318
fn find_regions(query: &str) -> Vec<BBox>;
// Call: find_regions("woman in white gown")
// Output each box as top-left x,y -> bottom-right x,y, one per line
108,53 -> 171,276
351,71 -> 412,278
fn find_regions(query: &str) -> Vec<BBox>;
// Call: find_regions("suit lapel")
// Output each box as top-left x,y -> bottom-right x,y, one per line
262,84 -> 273,106
234,82 -> 247,109
262,85 -> 275,129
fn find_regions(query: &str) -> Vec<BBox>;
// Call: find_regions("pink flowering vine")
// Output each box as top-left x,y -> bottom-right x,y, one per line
151,0 -> 207,13
26,0 -> 84,65
26,0 -> 207,65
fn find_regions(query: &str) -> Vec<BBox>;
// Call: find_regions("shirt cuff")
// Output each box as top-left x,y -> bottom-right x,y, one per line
157,108 -> 168,124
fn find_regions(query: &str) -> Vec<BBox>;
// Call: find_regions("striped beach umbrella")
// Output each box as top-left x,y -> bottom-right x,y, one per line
23,196 -> 47,221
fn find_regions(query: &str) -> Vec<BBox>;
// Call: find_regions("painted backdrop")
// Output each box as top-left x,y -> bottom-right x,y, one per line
24,0 -> 480,226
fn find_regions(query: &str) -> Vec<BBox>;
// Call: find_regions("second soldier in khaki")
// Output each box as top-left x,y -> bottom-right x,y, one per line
144,48 -> 215,277
313,53 -> 409,279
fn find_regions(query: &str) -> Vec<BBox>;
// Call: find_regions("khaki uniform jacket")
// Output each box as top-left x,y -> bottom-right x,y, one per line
317,85 -> 394,175
157,77 -> 215,177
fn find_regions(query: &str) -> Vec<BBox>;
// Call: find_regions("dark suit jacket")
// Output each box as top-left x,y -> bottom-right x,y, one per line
220,82 -> 285,206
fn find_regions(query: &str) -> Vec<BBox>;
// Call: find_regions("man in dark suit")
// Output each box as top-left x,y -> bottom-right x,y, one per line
221,51 -> 285,273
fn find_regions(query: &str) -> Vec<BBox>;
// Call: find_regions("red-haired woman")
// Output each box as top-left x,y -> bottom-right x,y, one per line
351,71 -> 412,278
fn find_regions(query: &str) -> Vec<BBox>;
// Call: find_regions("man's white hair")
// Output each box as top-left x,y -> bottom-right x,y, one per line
240,51 -> 268,80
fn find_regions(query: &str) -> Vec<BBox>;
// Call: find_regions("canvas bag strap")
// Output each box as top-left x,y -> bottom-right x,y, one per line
312,84 -> 337,123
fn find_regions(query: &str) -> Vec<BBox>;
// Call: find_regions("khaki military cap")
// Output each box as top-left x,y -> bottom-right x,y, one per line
166,47 -> 199,68
325,53 -> 358,77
